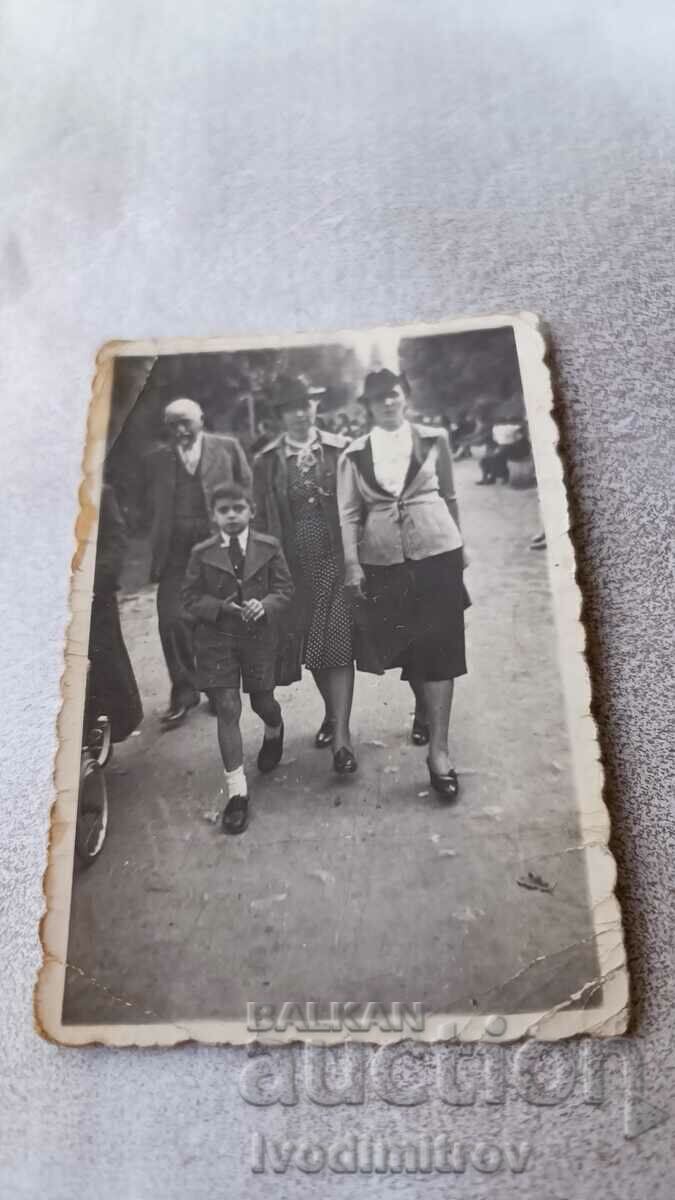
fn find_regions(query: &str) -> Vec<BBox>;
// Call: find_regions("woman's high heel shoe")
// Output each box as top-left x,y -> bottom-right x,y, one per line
333,747 -> 358,775
427,760 -> 459,800
411,716 -> 430,746
315,718 -> 335,749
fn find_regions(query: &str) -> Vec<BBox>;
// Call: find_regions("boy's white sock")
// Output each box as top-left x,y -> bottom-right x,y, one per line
224,765 -> 248,799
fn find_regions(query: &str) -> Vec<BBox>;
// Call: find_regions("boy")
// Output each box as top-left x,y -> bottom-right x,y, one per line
182,482 -> 294,834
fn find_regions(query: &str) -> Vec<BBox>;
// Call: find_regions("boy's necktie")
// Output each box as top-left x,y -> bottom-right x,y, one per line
229,535 -> 245,596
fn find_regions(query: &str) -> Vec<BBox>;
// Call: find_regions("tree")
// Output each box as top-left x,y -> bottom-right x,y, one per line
399,327 -> 524,420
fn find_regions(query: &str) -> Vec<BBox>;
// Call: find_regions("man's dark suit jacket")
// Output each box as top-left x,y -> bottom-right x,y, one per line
145,433 -> 252,580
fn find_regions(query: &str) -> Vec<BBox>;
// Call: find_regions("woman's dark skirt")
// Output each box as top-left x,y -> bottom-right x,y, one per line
87,593 -> 143,742
355,549 -> 468,682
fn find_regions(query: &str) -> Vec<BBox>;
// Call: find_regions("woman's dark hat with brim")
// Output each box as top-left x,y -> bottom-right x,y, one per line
272,375 -> 312,412
358,368 -> 409,406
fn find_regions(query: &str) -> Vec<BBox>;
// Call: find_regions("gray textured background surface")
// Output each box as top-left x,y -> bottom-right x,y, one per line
1,1 -> 673,1196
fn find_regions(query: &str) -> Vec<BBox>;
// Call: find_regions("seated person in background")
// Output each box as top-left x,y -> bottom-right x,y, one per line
182,482 -> 294,835
453,413 -> 493,462
450,408 -> 478,459
477,420 -> 530,485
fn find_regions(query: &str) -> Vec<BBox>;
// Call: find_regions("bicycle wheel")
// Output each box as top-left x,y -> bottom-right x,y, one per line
86,714 -> 113,769
75,757 -> 109,865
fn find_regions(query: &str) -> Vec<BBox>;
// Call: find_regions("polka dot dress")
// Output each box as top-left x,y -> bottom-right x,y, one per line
287,458 -> 354,670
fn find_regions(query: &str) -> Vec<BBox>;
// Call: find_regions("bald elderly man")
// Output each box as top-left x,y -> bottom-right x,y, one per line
146,398 -> 252,727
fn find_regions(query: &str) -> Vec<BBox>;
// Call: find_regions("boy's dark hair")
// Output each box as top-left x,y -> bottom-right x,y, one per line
210,481 -> 254,509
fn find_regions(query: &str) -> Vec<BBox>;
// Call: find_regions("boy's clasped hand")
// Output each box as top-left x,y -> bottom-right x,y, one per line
224,598 -> 266,624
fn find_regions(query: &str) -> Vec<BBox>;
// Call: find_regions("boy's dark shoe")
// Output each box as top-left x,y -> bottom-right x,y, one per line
257,722 -> 284,773
221,794 -> 249,835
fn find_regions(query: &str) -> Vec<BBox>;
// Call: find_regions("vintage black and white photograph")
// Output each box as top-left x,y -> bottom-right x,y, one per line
38,314 -> 627,1044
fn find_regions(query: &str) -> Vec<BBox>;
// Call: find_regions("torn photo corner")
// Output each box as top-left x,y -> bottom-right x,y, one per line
36,312 -> 628,1046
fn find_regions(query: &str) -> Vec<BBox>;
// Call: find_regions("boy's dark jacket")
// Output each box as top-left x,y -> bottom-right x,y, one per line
182,529 -> 294,629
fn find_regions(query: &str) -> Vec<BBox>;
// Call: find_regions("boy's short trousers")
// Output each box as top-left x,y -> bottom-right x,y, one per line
194,621 -> 277,694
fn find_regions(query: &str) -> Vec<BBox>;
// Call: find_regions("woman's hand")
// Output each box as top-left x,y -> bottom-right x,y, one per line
461,544 -> 470,569
344,564 -> 366,600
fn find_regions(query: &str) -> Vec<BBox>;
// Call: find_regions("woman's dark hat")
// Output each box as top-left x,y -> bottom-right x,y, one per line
272,375 -> 311,412
358,368 -> 409,405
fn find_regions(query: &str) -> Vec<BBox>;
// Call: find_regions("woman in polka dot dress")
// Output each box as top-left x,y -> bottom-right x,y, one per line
252,376 -> 357,774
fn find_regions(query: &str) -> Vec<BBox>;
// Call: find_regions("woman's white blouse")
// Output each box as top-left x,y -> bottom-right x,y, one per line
370,421 -> 414,497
